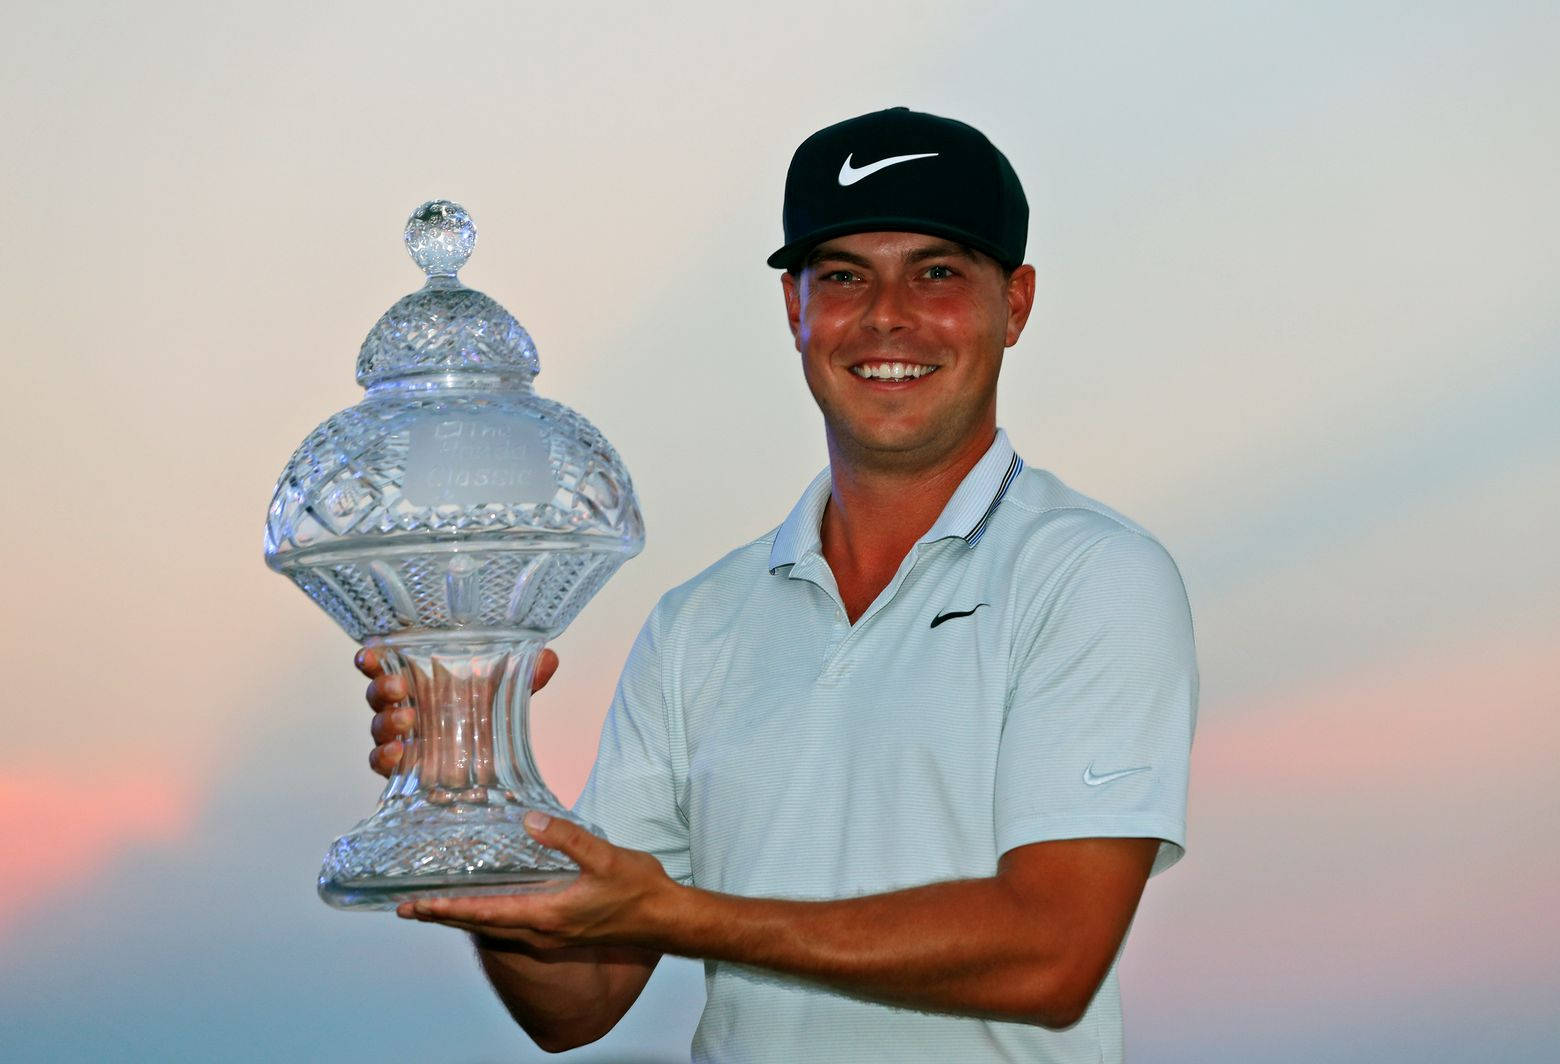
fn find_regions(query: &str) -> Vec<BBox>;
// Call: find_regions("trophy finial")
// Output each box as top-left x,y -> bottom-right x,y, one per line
404,199 -> 476,278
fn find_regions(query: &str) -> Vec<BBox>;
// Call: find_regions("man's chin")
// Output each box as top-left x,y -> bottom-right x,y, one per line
826,409 -> 998,471
830,424 -> 950,467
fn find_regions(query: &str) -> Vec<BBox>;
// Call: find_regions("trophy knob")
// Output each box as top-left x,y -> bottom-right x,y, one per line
404,199 -> 477,278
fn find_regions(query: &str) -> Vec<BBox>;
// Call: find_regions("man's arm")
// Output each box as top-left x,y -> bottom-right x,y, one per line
669,835 -> 1156,1028
404,815 -> 1158,1033
471,940 -> 660,1053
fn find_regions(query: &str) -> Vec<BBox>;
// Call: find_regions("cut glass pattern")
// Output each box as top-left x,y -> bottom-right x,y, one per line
264,201 -> 643,909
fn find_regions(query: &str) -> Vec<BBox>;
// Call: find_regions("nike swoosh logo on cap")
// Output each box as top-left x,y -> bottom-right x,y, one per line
838,151 -> 939,186
1082,762 -> 1152,787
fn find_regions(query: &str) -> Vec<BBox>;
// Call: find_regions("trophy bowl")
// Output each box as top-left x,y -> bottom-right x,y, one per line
264,201 -> 643,909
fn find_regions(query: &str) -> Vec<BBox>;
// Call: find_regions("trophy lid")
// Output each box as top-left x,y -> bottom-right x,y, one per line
355,200 -> 541,388
265,199 -> 644,644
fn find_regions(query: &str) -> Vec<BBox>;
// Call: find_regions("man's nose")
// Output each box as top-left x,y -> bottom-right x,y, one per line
862,279 -> 914,334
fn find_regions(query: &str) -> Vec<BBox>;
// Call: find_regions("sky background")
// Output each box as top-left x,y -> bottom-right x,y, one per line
2,2 -> 1557,1061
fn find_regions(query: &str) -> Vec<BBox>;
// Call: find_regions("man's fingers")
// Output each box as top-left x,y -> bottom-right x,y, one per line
394,906 -> 565,950
523,811 -> 604,871
370,707 -> 414,745
361,647 -> 408,780
399,893 -> 561,933
532,649 -> 559,694
366,674 -> 408,711
369,740 -> 402,778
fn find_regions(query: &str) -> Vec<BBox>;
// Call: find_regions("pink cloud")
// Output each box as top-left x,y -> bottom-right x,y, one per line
0,767 -> 197,940
1123,633 -> 1560,1014
1192,633 -> 1560,800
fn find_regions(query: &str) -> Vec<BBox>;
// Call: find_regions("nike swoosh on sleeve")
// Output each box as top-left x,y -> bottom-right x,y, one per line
1082,762 -> 1152,786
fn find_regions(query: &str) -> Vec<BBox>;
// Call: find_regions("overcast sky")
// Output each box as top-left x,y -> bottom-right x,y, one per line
2,3 -> 1556,1061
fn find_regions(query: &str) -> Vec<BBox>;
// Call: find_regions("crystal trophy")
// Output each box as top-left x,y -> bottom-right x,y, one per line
264,201 -> 644,909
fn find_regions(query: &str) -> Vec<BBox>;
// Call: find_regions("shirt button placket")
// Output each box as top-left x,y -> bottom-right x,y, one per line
818,608 -> 850,686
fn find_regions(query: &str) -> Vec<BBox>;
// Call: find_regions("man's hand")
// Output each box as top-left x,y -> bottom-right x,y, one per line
395,813 -> 679,951
357,645 -> 560,777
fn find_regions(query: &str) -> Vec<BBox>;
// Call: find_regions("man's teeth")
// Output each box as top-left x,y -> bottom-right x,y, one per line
850,362 -> 938,381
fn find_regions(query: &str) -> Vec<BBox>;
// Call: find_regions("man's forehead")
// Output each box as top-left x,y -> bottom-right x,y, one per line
805,232 -> 981,264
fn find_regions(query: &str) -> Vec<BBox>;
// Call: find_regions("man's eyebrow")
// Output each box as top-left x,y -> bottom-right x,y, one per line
804,247 -> 872,269
905,242 -> 978,263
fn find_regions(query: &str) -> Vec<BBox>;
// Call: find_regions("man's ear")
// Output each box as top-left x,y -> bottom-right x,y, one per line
1004,265 -> 1037,348
781,271 -> 803,353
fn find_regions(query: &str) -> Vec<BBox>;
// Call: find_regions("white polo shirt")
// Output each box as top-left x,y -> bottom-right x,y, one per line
573,428 -> 1199,1063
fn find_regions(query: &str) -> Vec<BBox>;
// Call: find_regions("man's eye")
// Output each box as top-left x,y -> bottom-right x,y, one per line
925,264 -> 956,279
823,269 -> 858,283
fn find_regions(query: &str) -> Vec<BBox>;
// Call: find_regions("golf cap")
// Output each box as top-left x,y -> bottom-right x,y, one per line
767,107 -> 1028,272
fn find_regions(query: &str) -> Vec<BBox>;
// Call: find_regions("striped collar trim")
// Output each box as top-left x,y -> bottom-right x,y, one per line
768,429 -> 1024,572
922,429 -> 1022,547
961,450 -> 1024,546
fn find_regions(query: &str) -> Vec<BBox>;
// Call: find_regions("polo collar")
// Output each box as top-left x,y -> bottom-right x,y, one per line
768,429 -> 1024,573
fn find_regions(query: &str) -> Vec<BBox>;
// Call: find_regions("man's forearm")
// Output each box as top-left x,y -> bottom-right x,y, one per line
408,823 -> 1152,1036
474,939 -> 659,1052
648,876 -> 1081,1027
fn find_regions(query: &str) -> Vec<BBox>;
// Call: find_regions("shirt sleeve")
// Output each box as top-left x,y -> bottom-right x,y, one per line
570,600 -> 693,884
994,528 -> 1199,877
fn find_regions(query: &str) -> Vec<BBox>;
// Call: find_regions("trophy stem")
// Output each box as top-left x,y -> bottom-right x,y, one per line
318,634 -> 591,910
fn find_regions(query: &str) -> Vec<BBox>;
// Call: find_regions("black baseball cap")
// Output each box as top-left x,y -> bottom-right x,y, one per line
767,107 -> 1028,272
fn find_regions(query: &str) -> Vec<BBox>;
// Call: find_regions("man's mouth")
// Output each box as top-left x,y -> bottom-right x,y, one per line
849,361 -> 939,382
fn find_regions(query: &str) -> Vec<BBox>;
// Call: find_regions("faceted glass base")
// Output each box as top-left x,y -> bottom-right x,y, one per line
316,636 -> 598,911
321,868 -> 577,910
318,794 -> 601,910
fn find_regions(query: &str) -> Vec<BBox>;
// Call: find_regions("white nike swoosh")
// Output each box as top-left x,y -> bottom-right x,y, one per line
838,151 -> 940,186
1082,762 -> 1152,787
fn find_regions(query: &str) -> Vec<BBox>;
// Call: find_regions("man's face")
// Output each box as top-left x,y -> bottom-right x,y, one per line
781,231 -> 1035,472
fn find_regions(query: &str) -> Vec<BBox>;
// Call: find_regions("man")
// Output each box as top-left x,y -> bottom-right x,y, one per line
360,107 -> 1198,1062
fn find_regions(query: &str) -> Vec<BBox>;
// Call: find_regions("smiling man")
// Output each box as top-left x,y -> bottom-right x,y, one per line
361,107 -> 1199,1063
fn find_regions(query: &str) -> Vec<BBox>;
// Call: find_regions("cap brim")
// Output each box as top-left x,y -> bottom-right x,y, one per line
766,217 -> 1019,271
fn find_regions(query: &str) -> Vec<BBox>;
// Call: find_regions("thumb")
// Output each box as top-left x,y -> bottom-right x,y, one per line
524,811 -> 605,870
